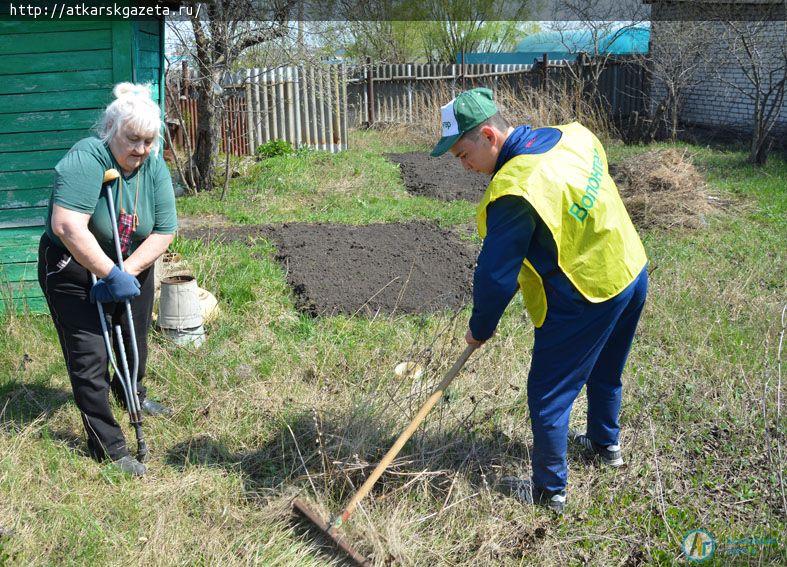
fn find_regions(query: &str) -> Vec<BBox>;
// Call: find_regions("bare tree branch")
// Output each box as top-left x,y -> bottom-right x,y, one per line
715,16 -> 786,164
167,0 -> 296,191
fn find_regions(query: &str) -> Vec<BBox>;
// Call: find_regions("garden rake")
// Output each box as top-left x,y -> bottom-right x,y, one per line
90,168 -> 147,462
292,343 -> 477,566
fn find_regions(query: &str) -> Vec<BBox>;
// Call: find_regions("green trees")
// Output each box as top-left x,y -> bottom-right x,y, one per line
320,0 -> 534,63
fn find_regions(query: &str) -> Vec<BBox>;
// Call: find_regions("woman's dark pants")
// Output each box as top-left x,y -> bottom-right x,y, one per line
37,233 -> 153,461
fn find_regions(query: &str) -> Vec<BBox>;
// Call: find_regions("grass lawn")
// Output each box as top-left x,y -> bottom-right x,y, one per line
1,130 -> 785,565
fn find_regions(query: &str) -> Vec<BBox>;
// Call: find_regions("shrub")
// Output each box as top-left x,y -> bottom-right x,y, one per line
255,139 -> 294,159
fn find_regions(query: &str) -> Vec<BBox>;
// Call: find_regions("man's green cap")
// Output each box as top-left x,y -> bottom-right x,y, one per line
431,87 -> 499,157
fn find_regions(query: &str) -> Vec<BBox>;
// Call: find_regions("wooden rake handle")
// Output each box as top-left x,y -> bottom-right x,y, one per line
332,344 -> 478,528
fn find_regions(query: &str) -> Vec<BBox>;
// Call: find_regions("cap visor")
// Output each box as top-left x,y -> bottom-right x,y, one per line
430,133 -> 462,157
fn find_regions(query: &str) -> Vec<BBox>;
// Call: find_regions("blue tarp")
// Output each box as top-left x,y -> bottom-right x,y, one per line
460,52 -> 574,64
457,26 -> 650,64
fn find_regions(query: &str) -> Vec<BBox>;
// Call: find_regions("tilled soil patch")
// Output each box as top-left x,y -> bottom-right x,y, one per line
386,152 -> 489,202
180,222 -> 477,317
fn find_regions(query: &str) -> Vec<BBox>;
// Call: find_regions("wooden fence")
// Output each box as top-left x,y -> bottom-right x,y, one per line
168,95 -> 251,157
345,61 -> 534,127
167,64 -> 349,156
346,57 -> 648,127
166,56 -> 647,156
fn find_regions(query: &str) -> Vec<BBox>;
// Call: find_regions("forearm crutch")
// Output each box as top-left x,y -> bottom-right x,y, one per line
91,168 -> 147,462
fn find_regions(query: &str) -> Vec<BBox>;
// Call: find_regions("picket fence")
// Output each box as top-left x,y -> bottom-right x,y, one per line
168,64 -> 348,156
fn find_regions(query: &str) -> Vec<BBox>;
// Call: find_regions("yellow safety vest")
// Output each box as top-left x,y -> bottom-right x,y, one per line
477,122 -> 647,328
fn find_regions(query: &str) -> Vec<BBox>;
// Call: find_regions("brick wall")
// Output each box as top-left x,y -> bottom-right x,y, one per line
649,3 -> 787,137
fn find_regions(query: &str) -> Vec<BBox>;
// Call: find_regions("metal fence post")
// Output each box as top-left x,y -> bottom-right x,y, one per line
341,63 -> 349,150
366,56 -> 375,126
461,50 -> 466,91
541,52 -> 548,91
308,65 -> 318,148
245,68 -> 254,153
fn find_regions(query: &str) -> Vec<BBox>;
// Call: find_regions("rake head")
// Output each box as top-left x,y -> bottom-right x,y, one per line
291,498 -> 370,566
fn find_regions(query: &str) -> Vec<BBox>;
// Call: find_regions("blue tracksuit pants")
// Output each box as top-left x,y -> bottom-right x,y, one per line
528,266 -> 648,493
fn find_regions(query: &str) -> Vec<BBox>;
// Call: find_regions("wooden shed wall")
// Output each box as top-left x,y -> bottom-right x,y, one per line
0,18 -> 164,314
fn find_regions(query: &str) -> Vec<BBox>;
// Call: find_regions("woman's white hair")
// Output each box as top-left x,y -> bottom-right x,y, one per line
97,82 -> 162,153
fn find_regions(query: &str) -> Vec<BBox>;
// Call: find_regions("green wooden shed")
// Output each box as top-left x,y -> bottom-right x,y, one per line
0,12 -> 170,314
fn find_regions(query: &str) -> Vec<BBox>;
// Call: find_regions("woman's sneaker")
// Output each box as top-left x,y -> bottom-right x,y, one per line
568,428 -> 625,467
111,455 -> 146,477
498,477 -> 566,513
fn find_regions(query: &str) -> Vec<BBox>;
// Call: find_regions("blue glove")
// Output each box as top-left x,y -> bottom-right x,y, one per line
90,266 -> 141,304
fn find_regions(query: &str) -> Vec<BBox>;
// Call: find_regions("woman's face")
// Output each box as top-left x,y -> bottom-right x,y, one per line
109,121 -> 156,174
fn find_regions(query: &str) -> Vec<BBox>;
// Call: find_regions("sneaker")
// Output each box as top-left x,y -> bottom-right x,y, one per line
498,477 -> 566,513
568,428 -> 624,467
111,455 -> 146,477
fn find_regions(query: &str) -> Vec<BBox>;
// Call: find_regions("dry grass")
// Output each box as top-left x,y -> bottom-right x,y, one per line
353,81 -> 618,154
610,148 -> 720,230
2,136 -> 785,565
494,83 -> 616,143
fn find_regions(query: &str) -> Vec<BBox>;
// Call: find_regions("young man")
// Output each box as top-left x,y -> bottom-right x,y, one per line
432,88 -> 648,512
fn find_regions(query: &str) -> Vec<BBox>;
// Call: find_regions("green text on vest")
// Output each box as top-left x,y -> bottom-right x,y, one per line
568,148 -> 603,222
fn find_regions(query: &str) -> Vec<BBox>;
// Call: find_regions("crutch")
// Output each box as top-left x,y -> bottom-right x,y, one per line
90,168 -> 147,462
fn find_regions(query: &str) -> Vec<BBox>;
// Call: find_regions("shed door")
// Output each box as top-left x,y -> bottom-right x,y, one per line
0,19 -> 143,313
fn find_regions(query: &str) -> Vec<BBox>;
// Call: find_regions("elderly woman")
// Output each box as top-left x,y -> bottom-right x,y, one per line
37,83 -> 177,477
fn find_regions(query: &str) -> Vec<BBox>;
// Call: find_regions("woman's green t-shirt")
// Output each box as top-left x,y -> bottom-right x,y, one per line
45,137 -> 178,259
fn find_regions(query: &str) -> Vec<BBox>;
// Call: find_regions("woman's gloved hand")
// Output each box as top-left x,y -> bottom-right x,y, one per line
90,265 -> 141,304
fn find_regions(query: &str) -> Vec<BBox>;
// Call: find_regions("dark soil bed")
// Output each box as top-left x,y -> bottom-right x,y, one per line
386,152 -> 489,202
180,222 -> 476,317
